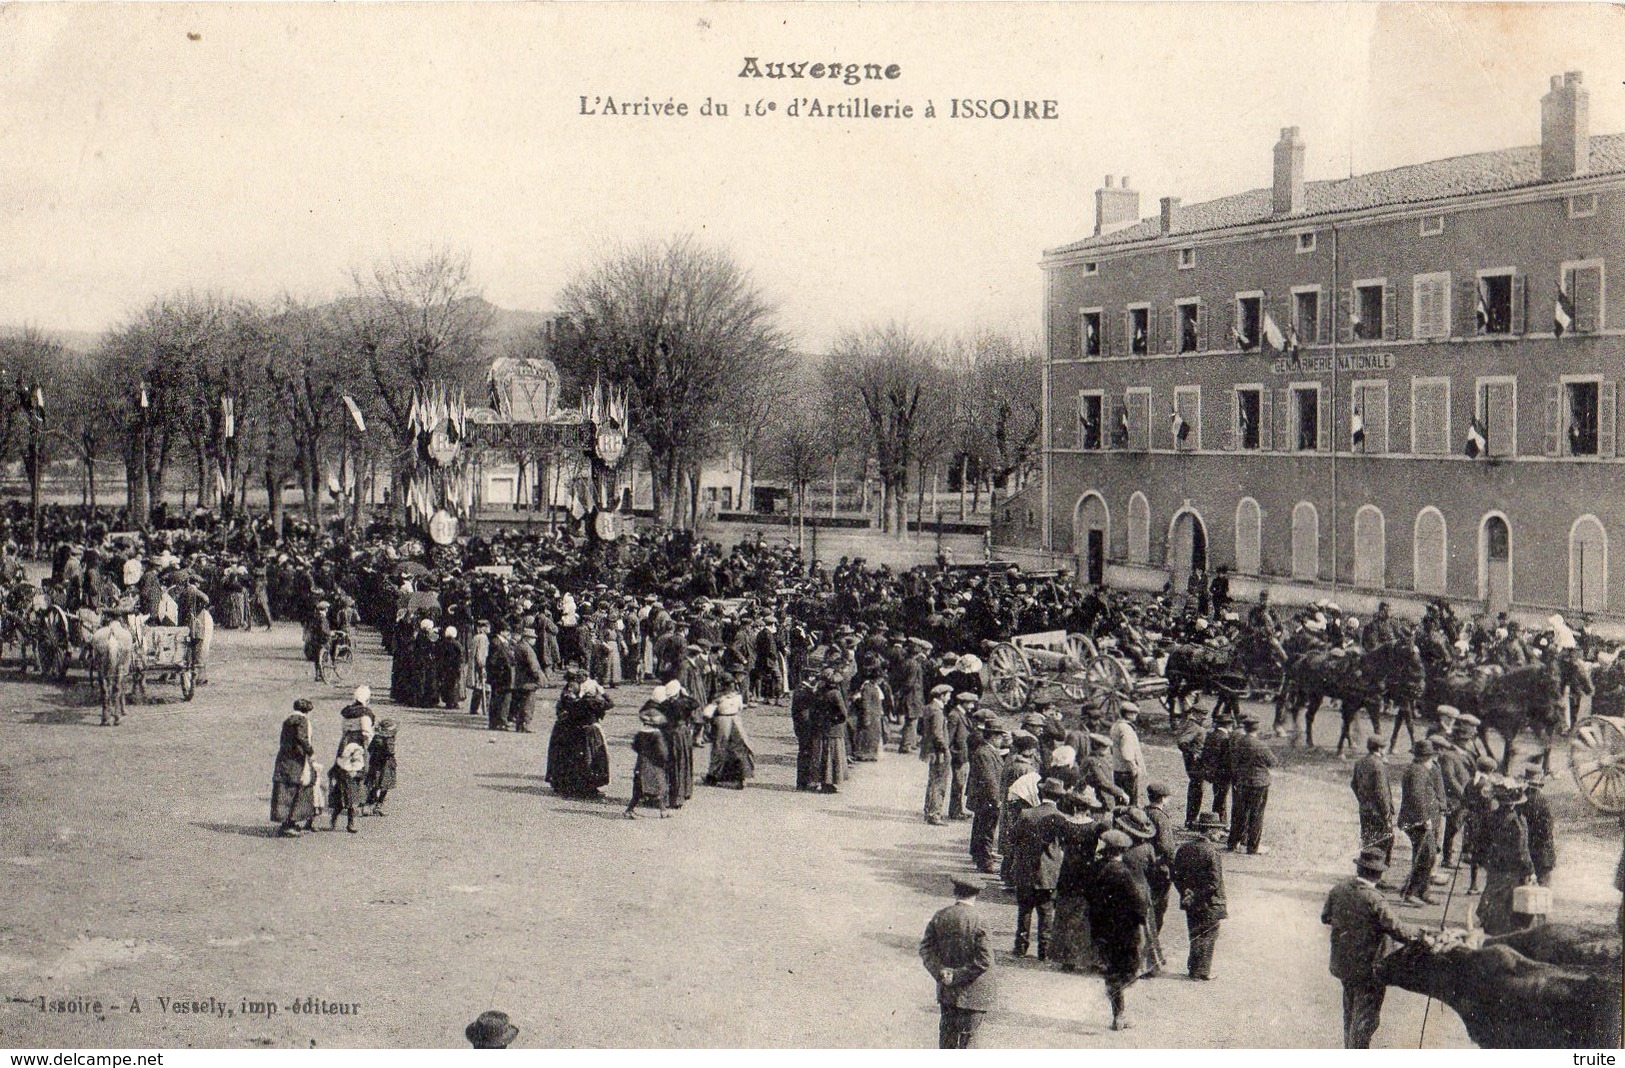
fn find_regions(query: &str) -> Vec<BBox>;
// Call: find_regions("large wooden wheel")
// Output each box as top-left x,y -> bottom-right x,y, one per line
1083,654 -> 1135,719
986,642 -> 1034,712
1059,633 -> 1099,700
1570,715 -> 1625,813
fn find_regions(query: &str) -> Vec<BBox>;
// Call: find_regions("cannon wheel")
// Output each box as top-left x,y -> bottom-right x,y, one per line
1570,715 -> 1625,813
1084,654 -> 1135,719
986,642 -> 1034,712
1059,633 -> 1099,700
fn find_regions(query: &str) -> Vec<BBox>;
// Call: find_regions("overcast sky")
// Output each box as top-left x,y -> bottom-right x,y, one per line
4,3 -> 1623,349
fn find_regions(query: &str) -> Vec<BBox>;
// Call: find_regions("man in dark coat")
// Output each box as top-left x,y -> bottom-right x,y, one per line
1398,741 -> 1442,905
1350,736 -> 1395,878
1434,735 -> 1474,868
484,626 -> 514,731
897,639 -> 929,754
509,626 -> 543,733
965,720 -> 1004,873
919,875 -> 997,1048
1087,829 -> 1151,1031
809,664 -> 850,794
1322,847 -> 1417,1047
1177,709 -> 1210,829
1172,812 -> 1228,979
1143,784 -> 1179,944
789,674 -> 819,791
921,685 -> 953,824
1009,778 -> 1069,959
1199,711 -> 1234,821
1226,715 -> 1276,854
1523,770 -> 1556,886
437,627 -> 466,710
945,694 -> 974,820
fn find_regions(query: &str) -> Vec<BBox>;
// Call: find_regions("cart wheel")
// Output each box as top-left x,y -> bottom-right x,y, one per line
1084,655 -> 1134,719
328,648 -> 348,683
179,669 -> 196,701
1570,716 -> 1625,813
986,642 -> 1033,712
1059,633 -> 1099,700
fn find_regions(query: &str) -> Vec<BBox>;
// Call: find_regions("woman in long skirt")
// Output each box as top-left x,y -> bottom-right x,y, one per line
1476,786 -> 1535,935
270,704 -> 319,837
853,677 -> 885,760
626,704 -> 670,819
703,678 -> 756,789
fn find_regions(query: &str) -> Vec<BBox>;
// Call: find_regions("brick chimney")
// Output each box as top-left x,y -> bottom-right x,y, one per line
1541,71 -> 1590,180
1159,196 -> 1182,235
1094,175 -> 1141,236
1272,127 -> 1306,216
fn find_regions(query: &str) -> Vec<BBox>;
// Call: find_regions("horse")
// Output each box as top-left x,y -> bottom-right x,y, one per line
1282,643 -> 1374,752
87,614 -> 135,726
1164,626 -> 1286,723
1431,653 -> 1583,771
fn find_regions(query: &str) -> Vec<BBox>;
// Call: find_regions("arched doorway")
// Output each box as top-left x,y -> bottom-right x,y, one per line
1480,513 -> 1512,615
1074,492 -> 1110,587
1413,507 -> 1447,596
1292,502 -> 1319,581
1235,497 -> 1261,575
1352,506 -> 1386,589
1167,509 -> 1209,596
1127,492 -> 1151,564
1570,515 -> 1607,613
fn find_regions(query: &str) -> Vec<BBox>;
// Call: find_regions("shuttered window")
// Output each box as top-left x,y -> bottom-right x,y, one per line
1411,377 -> 1451,455
1173,387 -> 1200,450
1125,389 -> 1151,452
1566,264 -> 1604,334
1413,272 -> 1452,340
1477,378 -> 1517,457
1291,502 -> 1319,581
1353,506 -> 1386,589
1127,492 -> 1151,564
1413,509 -> 1447,595
1351,380 -> 1389,454
1235,498 -> 1262,575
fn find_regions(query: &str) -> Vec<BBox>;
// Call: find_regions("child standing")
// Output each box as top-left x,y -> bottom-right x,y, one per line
364,719 -> 398,816
328,740 -> 366,833
626,703 -> 670,819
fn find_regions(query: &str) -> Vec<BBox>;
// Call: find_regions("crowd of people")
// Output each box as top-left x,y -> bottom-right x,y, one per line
4,500 -> 1621,1047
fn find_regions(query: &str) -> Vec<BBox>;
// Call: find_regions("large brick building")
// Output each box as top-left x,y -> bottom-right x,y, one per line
1027,72 -> 1625,624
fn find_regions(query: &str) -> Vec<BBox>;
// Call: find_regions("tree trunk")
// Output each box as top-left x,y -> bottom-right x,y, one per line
304,437 -> 324,528
829,456 -> 838,519
126,435 -> 149,528
265,464 -> 284,538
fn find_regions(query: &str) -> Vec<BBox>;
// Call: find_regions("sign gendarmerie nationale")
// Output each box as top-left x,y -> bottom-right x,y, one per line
1270,350 -> 1396,375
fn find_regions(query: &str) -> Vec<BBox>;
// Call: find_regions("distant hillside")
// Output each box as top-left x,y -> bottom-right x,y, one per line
0,325 -> 102,354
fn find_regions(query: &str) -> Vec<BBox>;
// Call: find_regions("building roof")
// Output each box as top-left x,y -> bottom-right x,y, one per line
1047,132 -> 1625,257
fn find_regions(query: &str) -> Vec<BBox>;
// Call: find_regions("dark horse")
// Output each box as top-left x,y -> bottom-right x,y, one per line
1164,627 -> 1286,724
1282,638 -> 1424,756
1427,653 -> 1588,771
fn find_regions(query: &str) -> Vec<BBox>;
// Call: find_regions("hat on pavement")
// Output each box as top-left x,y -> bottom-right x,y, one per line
1116,807 -> 1156,840
1195,811 -> 1227,831
1354,846 -> 1389,873
1100,829 -> 1134,851
466,1011 -> 519,1049
950,874 -> 985,898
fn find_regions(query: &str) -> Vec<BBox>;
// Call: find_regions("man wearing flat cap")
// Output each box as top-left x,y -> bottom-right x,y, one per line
946,693 -> 976,820
1009,778 -> 1069,959
1350,737 -> 1395,879
1322,847 -> 1418,1047
920,684 -> 954,824
919,875 -> 997,1048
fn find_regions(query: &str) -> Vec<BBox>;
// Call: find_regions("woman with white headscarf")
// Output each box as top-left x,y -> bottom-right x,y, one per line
702,675 -> 755,789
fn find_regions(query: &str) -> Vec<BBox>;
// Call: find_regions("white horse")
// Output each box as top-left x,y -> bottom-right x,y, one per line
88,615 -> 136,725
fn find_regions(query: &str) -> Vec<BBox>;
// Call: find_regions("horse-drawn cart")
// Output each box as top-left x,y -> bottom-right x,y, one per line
1570,715 -> 1625,813
131,623 -> 197,701
984,630 -> 1169,716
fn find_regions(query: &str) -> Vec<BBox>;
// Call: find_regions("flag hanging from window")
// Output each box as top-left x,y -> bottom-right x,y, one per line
1475,280 -> 1491,332
139,382 -> 150,409
1555,283 -> 1575,337
221,396 -> 235,440
1351,401 -> 1365,450
1464,415 -> 1487,458
1114,406 -> 1129,447
1262,312 -> 1287,352
1348,306 -> 1364,340
1229,323 -> 1251,350
1170,406 -> 1189,444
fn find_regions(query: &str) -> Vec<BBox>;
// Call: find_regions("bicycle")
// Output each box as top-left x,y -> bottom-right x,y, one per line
319,630 -> 354,683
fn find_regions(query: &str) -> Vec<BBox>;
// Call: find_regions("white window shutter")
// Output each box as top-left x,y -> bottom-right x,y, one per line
1259,389 -> 1273,451
1318,387 -> 1332,452
1274,388 -> 1292,451
1369,383 -> 1388,455
1574,266 -> 1603,333
1383,282 -> 1398,341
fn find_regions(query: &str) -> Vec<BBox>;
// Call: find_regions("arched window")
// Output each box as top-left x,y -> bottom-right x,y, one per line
1413,507 -> 1447,596
1235,497 -> 1261,575
1570,515 -> 1608,612
1479,513 -> 1512,614
1352,506 -> 1386,589
1127,492 -> 1151,565
1291,501 -> 1319,581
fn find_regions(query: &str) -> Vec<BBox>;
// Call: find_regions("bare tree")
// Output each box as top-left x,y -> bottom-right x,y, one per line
946,328 -> 1042,514
823,323 -> 942,539
267,297 -> 353,527
344,248 -> 494,523
554,235 -> 794,529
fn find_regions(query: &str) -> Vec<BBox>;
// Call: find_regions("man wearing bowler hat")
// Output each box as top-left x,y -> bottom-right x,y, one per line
919,874 -> 997,1048
465,1010 -> 518,1048
1322,847 -> 1418,1047
1397,740 -> 1442,906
